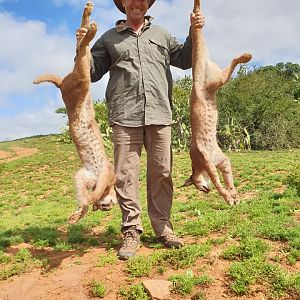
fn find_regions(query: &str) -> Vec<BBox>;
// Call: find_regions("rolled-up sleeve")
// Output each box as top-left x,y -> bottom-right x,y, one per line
169,30 -> 192,70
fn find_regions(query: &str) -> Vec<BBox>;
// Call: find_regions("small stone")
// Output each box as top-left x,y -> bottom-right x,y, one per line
143,279 -> 173,300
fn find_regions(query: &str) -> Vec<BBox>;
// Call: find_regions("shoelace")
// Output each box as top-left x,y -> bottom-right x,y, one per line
122,230 -> 139,248
164,233 -> 177,241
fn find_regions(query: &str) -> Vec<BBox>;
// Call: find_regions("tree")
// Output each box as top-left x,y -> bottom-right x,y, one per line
172,76 -> 192,151
55,62 -> 300,150
217,63 -> 300,149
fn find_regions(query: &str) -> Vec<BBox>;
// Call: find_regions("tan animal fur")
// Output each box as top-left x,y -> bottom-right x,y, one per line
34,1 -> 117,223
184,0 -> 252,205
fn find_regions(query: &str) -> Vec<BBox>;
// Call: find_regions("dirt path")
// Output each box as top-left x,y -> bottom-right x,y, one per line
0,246 -> 158,300
0,240 -> 288,300
0,147 -> 38,162
0,245 -> 233,300
0,247 -> 107,300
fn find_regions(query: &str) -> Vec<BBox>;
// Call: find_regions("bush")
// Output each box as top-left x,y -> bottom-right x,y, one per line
172,76 -> 192,151
217,63 -> 300,150
169,270 -> 212,296
286,166 -> 300,196
90,280 -> 106,298
118,284 -> 150,300
217,117 -> 251,150
56,126 -> 72,144
55,62 -> 300,151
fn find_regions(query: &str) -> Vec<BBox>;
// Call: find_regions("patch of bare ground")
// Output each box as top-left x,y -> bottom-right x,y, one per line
294,210 -> 300,223
266,239 -> 300,274
0,147 -> 38,162
0,150 -> 11,160
240,191 -> 258,200
0,246 -> 116,300
273,185 -> 287,194
0,234 -> 298,300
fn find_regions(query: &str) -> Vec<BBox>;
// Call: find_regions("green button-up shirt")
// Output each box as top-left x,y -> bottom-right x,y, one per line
90,17 -> 192,126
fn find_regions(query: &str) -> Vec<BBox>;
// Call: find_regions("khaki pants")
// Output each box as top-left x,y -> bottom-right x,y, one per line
112,124 -> 174,238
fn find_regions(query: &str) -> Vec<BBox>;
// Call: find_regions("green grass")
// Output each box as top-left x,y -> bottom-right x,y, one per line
126,255 -> 153,277
169,270 -> 212,296
124,242 -> 211,278
229,256 -> 300,296
0,136 -> 122,251
118,283 -> 150,300
1,136 -> 300,299
0,248 -> 45,280
89,280 -> 106,298
221,237 -> 269,260
97,248 -> 117,268
151,242 -> 211,270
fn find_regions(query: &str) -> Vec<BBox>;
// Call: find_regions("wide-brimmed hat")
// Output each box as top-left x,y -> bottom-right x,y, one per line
113,0 -> 155,14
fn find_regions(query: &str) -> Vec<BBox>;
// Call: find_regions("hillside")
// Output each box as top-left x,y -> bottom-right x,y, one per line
0,136 -> 300,299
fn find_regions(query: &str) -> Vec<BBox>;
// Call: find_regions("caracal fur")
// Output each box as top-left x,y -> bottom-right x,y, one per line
184,0 -> 252,205
34,1 -> 117,223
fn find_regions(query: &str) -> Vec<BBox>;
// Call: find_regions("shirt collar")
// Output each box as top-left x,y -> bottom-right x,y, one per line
115,16 -> 153,33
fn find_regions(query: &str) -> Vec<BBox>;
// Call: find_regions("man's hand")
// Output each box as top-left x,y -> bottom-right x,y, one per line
76,27 -> 88,43
190,11 -> 205,29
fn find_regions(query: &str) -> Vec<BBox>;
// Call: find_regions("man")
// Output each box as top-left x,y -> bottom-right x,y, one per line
76,0 -> 204,260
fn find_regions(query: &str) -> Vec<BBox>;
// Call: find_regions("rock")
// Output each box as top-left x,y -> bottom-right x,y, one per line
143,279 -> 173,300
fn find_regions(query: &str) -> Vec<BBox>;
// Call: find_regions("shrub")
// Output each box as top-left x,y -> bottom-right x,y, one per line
285,166 -> 300,196
169,270 -> 212,296
217,117 -> 251,150
172,76 -> 192,151
56,125 -> 72,144
126,255 -> 152,277
217,63 -> 300,150
55,62 -> 300,150
90,280 -> 106,298
118,284 -> 150,300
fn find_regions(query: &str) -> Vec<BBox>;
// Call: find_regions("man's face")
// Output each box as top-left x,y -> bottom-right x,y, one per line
121,0 -> 149,21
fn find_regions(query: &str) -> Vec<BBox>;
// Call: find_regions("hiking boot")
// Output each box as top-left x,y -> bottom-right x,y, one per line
118,226 -> 140,260
157,232 -> 184,249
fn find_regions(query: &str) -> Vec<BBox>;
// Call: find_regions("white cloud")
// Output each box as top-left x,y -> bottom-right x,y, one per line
0,12 -> 74,141
204,0 -> 300,66
0,8 -> 111,141
0,96 -> 65,141
0,0 -> 300,141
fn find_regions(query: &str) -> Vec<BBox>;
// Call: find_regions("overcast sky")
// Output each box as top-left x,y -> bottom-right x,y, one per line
0,0 -> 299,141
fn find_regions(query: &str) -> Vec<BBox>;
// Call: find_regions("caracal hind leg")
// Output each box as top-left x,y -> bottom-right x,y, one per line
221,53 -> 252,84
81,1 -> 94,28
77,1 -> 97,48
216,153 -> 239,204
78,22 -> 97,48
198,148 -> 234,205
68,168 -> 95,224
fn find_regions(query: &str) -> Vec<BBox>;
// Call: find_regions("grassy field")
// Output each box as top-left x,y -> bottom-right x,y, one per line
0,135 -> 300,299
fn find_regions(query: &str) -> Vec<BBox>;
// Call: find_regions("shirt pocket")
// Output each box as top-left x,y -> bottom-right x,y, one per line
108,44 -> 130,67
148,39 -> 170,66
